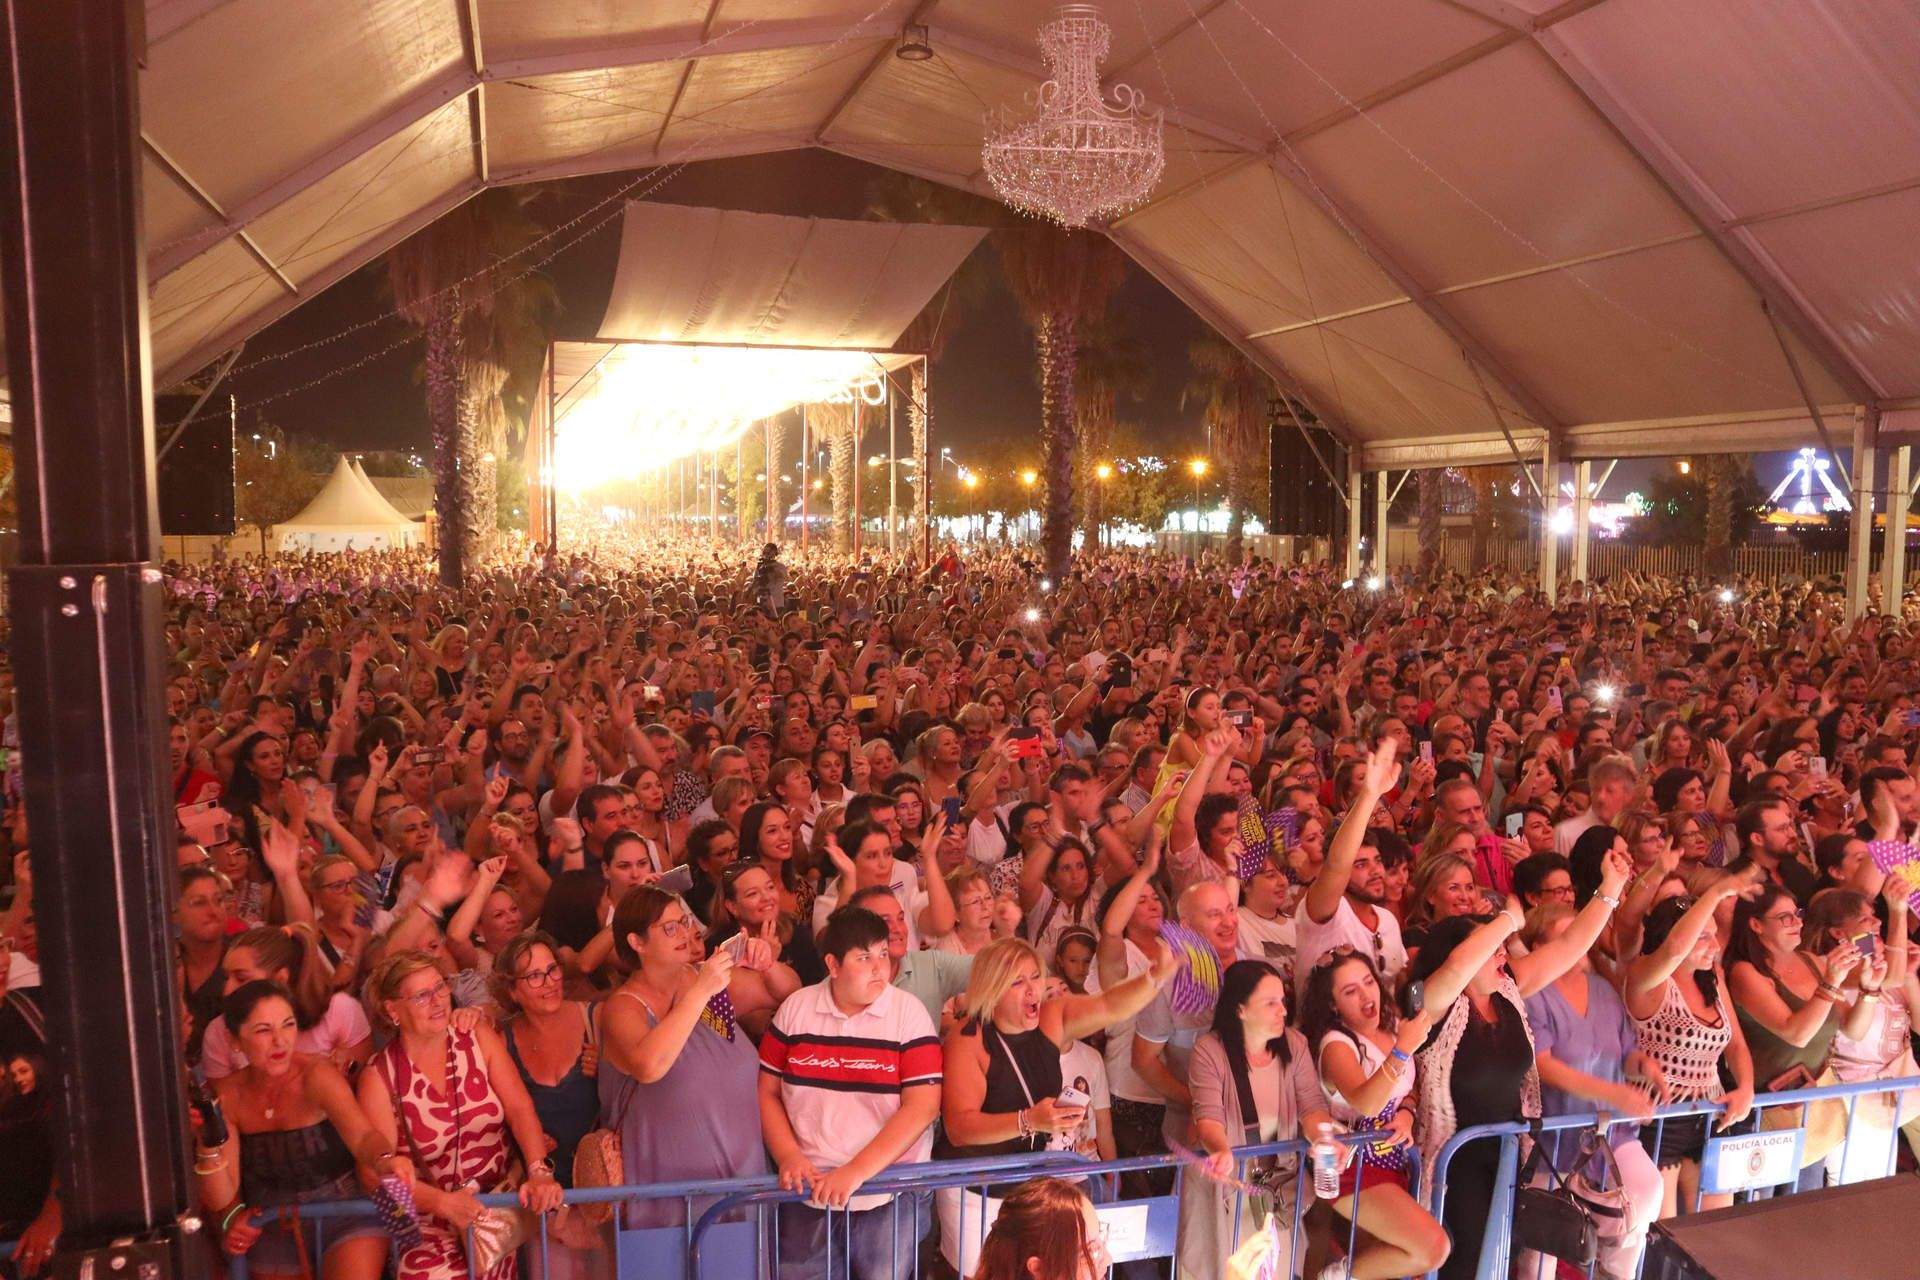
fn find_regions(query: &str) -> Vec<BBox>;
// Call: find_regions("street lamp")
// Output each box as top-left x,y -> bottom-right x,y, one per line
1188,458 -> 1209,535
963,471 -> 981,542
1019,469 -> 1039,543
1094,462 -> 1114,547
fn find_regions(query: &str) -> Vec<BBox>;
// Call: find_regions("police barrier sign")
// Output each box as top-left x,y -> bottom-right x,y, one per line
1701,1127 -> 1805,1195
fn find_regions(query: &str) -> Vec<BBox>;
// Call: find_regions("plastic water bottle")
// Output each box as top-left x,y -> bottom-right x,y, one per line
1310,1121 -> 1342,1200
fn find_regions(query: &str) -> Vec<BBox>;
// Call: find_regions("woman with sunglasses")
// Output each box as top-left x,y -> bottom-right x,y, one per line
357,950 -> 563,1280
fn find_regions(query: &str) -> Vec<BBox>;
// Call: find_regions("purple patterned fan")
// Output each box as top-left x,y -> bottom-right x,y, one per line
1158,920 -> 1222,1016
702,988 -> 737,1042
371,1174 -> 423,1250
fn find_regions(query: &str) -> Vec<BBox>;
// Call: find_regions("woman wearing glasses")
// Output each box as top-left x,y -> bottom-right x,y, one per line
599,887 -> 767,1229
358,950 -> 563,1280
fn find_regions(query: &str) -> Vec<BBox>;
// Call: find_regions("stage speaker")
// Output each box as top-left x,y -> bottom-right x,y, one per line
1643,1175 -> 1920,1280
155,391 -> 236,535
1267,398 -> 1343,542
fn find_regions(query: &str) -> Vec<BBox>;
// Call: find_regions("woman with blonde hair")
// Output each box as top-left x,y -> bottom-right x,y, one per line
357,950 -> 562,1280
936,936 -> 1176,1272
1402,852 -> 1479,958
307,853 -> 371,993
200,925 -> 372,1080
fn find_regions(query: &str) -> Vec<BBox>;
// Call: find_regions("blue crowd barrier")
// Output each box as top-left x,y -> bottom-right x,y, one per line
225,1130 -> 1404,1280
1423,1072 -> 1920,1280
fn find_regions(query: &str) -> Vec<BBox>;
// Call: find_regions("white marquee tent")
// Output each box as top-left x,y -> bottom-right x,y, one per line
125,0 -> 1920,598
276,455 -> 423,552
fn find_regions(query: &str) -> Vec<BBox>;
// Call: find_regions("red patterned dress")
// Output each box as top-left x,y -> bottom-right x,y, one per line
372,1026 -> 517,1280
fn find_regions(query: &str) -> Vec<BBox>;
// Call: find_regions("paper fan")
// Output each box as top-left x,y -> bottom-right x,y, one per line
1159,920 -> 1222,1015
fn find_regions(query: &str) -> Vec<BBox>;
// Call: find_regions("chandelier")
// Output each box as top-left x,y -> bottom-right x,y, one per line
981,4 -> 1165,228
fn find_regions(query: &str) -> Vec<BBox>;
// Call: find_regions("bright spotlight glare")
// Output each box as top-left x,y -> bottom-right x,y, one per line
1718,588 -> 1734,604
1595,684 -> 1617,706
1365,576 -> 1383,591
1023,607 -> 1042,623
1039,578 -> 1053,592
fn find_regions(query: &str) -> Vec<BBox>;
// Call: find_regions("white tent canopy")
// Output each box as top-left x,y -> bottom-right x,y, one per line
131,1 -> 1919,464
277,455 -> 422,552
349,457 -> 422,527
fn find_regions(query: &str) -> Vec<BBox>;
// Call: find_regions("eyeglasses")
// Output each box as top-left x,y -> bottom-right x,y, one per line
400,981 -> 451,1009
652,915 -> 692,938
318,876 -> 358,894
514,964 -> 563,988
1765,908 -> 1805,924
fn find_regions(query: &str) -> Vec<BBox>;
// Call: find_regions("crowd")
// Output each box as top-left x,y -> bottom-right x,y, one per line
5,535 -> 1920,1280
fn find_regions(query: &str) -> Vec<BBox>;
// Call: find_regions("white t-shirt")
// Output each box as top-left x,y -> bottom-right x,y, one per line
812,858 -> 926,950
1292,895 -> 1406,997
966,802 -> 1019,868
1086,937 -> 1157,1103
1059,1039 -> 1112,1155
200,991 -> 372,1080
1237,907 -> 1298,990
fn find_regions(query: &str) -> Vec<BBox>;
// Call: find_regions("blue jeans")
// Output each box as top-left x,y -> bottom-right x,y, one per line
776,1191 -> 930,1280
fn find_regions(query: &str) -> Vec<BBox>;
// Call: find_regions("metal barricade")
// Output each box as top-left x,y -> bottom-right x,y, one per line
226,1130 -> 1407,1280
1422,1073 -> 1920,1280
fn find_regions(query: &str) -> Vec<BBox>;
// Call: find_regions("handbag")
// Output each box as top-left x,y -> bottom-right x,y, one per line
572,999 -> 638,1227
1758,1064 -> 1847,1166
1563,1128 -> 1632,1243
1511,1120 -> 1598,1268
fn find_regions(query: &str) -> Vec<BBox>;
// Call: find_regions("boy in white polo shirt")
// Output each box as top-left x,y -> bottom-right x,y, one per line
759,904 -> 943,1279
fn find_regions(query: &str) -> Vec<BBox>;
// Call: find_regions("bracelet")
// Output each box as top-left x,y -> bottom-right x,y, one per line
1859,990 -> 1882,1002
193,1156 -> 227,1176
1388,1047 -> 1412,1065
1596,891 -> 1622,910
1816,983 -> 1843,1001
219,1203 -> 250,1235
1016,1108 -> 1032,1142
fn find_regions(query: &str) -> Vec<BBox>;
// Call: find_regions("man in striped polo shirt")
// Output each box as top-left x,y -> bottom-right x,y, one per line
760,904 -> 943,1279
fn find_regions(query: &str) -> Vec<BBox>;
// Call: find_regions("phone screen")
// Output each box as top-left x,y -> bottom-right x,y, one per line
1505,812 -> 1524,839
941,796 -> 964,826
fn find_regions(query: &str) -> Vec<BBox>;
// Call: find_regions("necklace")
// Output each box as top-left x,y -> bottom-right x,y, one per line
257,1067 -> 296,1121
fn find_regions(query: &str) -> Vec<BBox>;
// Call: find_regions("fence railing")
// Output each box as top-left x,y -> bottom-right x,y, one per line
225,1134 -> 1401,1280
214,1073 -> 1918,1280
1424,1072 -> 1920,1280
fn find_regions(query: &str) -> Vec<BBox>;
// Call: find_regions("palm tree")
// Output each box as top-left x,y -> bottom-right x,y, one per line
388,188 -> 558,585
1702,454 -> 1735,575
809,400 -> 856,551
1418,470 -> 1446,577
1466,466 -> 1500,571
1074,315 -> 1148,550
1182,332 -> 1270,564
996,224 -> 1130,578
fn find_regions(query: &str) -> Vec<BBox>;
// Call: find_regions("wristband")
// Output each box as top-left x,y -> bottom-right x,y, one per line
1388,1047 -> 1412,1065
1816,983 -> 1842,1001
220,1203 -> 250,1235
1596,891 -> 1621,910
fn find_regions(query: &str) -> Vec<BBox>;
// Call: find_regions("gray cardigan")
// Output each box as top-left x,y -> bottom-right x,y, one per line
1187,1026 -> 1325,1149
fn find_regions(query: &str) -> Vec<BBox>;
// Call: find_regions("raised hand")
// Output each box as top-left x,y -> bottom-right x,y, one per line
1360,739 -> 1400,799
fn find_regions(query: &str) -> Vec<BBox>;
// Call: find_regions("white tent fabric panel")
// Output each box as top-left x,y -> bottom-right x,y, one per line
484,66 -> 679,179
1287,43 -> 1698,290
148,240 -> 279,379
828,47 -> 1046,180
250,100 -> 475,290
1096,0 -> 1505,144
657,43 -> 878,155
1120,160 -> 1407,338
142,153 -> 217,254
142,0 -> 465,211
1745,189 -> 1920,397
595,202 -> 986,349
349,459 -> 424,527
473,0 -> 712,58
1440,238 -> 1852,426
1556,0 -> 1920,222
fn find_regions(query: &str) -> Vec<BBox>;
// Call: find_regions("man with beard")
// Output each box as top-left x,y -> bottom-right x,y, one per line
1294,741 -> 1408,994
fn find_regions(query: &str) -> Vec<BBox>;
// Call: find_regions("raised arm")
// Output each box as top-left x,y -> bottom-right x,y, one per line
1418,910 -> 1521,1016
1053,941 -> 1175,1043
1304,741 -> 1396,925
1511,846 -> 1631,996
1170,729 -> 1234,852
1097,842 -> 1160,989
1623,874 -> 1748,1014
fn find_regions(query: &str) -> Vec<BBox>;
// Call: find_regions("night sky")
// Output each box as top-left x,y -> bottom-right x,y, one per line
220,148 -> 1210,470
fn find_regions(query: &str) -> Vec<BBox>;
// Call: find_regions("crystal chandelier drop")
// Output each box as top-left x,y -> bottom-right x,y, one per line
981,4 -> 1165,228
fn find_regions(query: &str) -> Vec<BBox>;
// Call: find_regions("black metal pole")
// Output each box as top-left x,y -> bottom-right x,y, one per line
0,0 -> 204,1273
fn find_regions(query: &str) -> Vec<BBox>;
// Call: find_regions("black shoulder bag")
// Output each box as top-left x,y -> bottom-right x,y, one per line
1510,1118 -> 1598,1267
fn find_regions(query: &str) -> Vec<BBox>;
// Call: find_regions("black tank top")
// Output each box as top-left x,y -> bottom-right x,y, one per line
936,1021 -> 1063,1161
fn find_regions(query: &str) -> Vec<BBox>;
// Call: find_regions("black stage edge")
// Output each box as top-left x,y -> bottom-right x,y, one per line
0,0 -> 204,1275
1644,1174 -> 1920,1280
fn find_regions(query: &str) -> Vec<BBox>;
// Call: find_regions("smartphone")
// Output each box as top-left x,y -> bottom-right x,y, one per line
1419,740 -> 1435,767
690,690 -> 718,716
1809,755 -> 1828,780
1005,726 -> 1047,760
656,863 -> 695,896
1546,687 -> 1563,714
642,684 -> 662,701
1403,980 -> 1426,1017
1906,709 -> 1920,729
1225,708 -> 1252,729
996,647 -> 1019,661
1504,812 -> 1524,839
414,748 -> 444,766
849,694 -> 878,713
941,796 -> 965,826
1055,1085 -> 1092,1110
720,930 -> 749,961
1854,931 -> 1879,958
